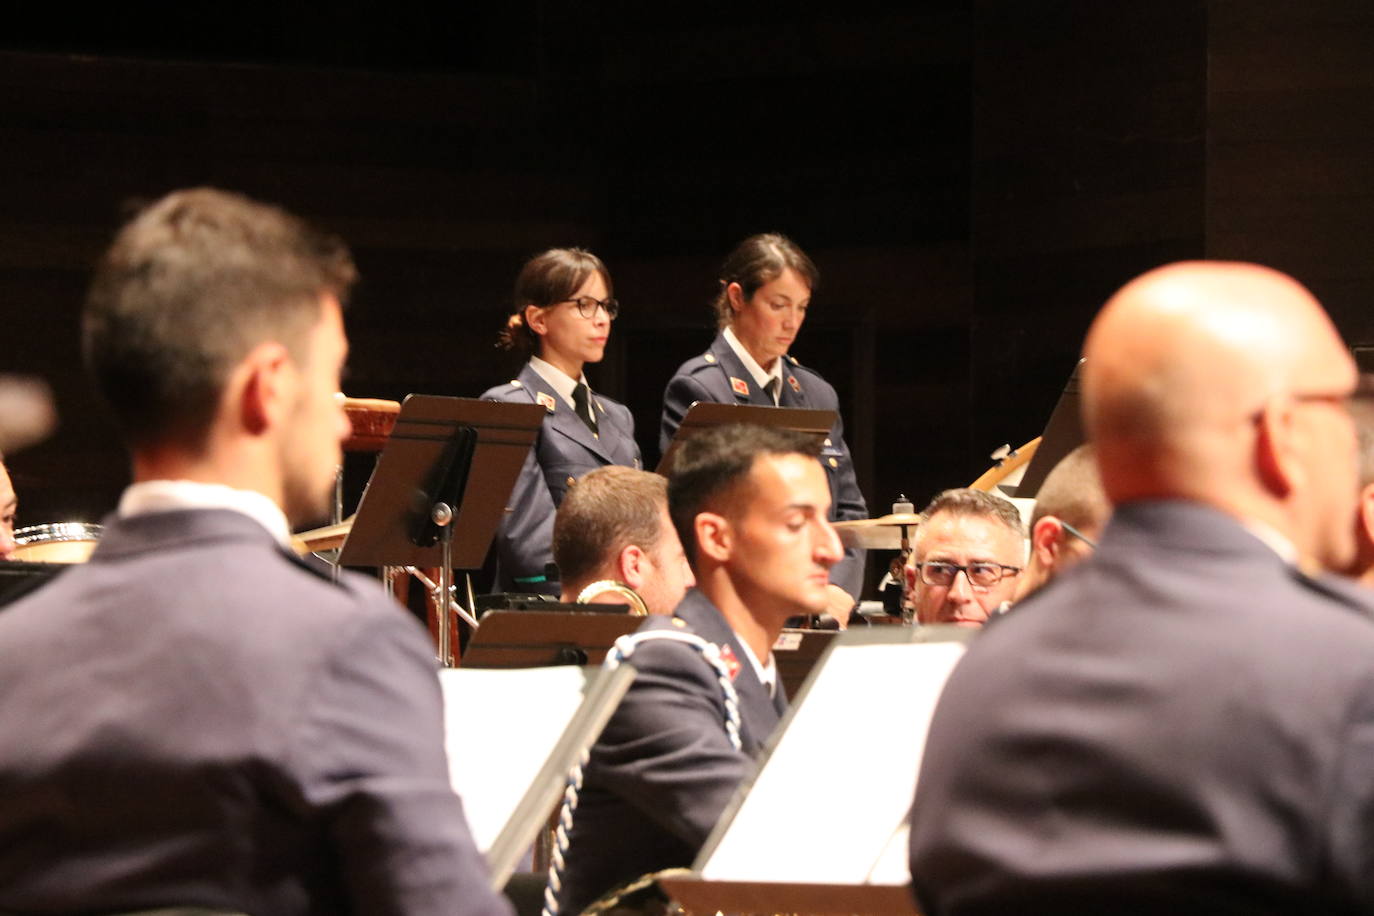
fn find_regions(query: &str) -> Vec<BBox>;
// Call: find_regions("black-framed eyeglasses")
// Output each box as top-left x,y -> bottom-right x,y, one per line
556,296 -> 620,320
1060,521 -> 1098,550
914,561 -> 1021,589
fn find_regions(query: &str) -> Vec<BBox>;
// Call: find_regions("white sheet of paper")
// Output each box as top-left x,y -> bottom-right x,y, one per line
439,666 -> 590,853
700,640 -> 965,884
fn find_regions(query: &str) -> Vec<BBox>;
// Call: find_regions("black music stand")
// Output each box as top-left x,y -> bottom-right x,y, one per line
438,663 -> 637,889
771,628 -> 838,699
659,626 -> 973,916
1013,357 -> 1085,498
657,402 -> 836,476
462,609 -> 644,669
338,394 -> 546,665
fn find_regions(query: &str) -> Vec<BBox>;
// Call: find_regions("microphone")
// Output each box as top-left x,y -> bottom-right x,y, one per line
0,375 -> 57,455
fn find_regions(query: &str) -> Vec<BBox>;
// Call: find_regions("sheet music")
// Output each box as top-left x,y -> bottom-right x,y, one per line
699,640 -> 965,884
439,666 -> 590,853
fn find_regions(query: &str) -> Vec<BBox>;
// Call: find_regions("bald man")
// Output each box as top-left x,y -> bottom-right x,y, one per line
909,262 -> 1374,914
1012,444 -> 1109,601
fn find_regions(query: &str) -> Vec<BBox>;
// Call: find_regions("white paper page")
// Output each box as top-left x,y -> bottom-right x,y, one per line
700,640 -> 965,884
440,666 -> 590,853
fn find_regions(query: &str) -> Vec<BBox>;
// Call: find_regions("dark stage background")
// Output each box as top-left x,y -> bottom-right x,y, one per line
2,1 -> 1371,595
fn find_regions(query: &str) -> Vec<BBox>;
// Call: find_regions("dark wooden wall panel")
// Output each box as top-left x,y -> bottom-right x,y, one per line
969,0 -> 1208,478
1207,1 -> 1374,343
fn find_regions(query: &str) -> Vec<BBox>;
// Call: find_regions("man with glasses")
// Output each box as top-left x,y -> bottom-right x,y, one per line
909,262 -> 1374,914
1013,444 -> 1109,601
904,488 -> 1025,627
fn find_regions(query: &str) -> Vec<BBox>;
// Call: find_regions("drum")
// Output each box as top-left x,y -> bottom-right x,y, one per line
11,522 -> 103,563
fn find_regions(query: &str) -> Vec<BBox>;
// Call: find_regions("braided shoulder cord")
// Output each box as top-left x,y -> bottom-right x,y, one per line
541,629 -> 743,916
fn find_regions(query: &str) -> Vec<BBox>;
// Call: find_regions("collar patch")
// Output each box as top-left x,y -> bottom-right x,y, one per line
535,392 -> 557,413
730,376 -> 750,397
717,642 -> 742,681
787,375 -> 801,393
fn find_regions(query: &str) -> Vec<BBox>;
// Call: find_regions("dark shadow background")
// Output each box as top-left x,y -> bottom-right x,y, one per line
3,1 -> 1371,596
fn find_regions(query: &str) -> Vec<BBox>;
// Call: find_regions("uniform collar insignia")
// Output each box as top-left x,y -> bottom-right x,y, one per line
535,391 -> 557,413
717,642 -> 742,681
787,375 -> 801,393
730,376 -> 750,397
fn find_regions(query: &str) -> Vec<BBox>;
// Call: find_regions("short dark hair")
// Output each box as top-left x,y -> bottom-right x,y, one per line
1029,444 -> 1109,530
712,233 -> 819,329
498,247 -> 613,354
83,188 -> 356,448
554,466 -> 668,588
914,488 -> 1025,559
668,423 -> 822,568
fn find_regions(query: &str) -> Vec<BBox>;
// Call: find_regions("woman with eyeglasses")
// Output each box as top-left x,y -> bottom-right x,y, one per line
660,233 -> 869,621
481,248 -> 641,595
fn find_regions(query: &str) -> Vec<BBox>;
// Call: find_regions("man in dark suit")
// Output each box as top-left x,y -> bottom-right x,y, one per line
554,424 -> 843,915
661,332 -> 867,614
0,189 -> 511,916
908,262 -> 1374,914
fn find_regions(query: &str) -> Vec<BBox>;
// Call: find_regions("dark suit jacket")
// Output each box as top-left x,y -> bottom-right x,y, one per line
908,501 -> 1374,916
0,509 -> 511,916
556,589 -> 788,915
660,332 -> 867,598
482,363 -> 641,593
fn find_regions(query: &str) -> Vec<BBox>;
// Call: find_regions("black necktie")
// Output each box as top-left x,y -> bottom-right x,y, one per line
572,383 -> 599,435
765,377 -> 781,406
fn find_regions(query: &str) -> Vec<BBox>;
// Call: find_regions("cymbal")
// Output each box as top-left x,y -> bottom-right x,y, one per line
292,517 -> 353,555
832,513 -> 921,550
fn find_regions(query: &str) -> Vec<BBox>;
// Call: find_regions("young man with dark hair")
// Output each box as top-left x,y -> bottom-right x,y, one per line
0,188 -> 510,916
554,423 -> 843,914
554,465 -> 694,616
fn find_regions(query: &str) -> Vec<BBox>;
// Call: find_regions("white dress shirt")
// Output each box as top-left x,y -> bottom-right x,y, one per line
119,480 -> 293,548
723,327 -> 784,405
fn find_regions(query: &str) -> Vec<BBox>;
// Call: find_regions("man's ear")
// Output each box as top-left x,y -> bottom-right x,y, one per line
618,543 -> 647,590
1031,516 -> 1063,568
1357,482 -> 1374,549
235,341 -> 293,437
523,304 -> 548,337
694,511 -> 732,564
1254,399 -> 1298,499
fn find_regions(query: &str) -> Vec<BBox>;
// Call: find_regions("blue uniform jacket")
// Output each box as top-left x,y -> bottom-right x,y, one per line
909,501 -> 1374,915
481,362 -> 641,593
556,588 -> 788,914
660,331 -> 868,598
0,509 -> 511,916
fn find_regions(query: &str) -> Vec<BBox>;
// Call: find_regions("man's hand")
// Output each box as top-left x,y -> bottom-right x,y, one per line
824,583 -> 856,628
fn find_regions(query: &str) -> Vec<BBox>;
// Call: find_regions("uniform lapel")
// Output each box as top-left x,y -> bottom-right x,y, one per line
776,356 -> 810,409
709,334 -> 774,407
675,590 -> 783,752
589,392 -> 639,467
520,364 -> 617,464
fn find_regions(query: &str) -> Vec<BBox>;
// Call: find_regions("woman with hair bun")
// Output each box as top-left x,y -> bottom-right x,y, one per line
482,248 -> 641,595
660,233 -> 868,620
